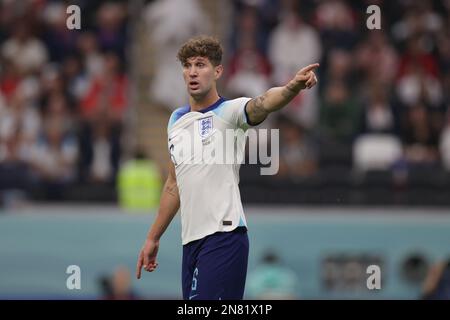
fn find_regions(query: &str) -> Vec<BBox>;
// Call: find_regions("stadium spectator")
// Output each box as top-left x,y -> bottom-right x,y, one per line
80,51 -> 128,123
226,7 -> 271,98
77,32 -> 104,79
277,115 -> 318,179
354,30 -> 399,86
41,2 -> 79,63
314,0 -> 358,51
29,118 -> 78,200
267,0 -> 321,128
78,115 -> 121,184
1,21 -> 48,74
356,84 -> 400,136
400,103 -> 440,168
0,127 -> 33,208
319,80 -> 358,145
117,149 -> 162,211
95,2 -> 128,62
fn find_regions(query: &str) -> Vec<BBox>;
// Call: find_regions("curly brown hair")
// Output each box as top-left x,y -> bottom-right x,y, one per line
177,35 -> 223,66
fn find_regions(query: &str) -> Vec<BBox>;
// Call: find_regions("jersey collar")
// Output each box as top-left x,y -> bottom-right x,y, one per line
190,97 -> 225,113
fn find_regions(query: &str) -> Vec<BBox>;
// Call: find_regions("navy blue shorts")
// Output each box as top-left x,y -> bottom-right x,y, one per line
182,226 -> 249,300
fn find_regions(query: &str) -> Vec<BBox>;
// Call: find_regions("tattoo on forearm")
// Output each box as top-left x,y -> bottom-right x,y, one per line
252,94 -> 267,118
282,82 -> 299,99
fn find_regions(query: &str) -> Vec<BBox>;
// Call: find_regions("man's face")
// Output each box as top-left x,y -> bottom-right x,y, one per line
182,56 -> 222,99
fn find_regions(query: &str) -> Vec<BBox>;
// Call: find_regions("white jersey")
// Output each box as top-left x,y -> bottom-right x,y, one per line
167,97 -> 252,245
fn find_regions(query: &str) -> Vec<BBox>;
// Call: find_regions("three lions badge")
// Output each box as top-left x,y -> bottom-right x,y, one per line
198,116 -> 213,138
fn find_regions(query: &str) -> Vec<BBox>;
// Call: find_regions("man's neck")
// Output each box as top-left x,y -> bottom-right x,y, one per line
189,90 -> 220,112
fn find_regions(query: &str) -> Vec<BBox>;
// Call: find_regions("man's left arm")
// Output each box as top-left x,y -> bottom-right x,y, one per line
245,63 -> 319,125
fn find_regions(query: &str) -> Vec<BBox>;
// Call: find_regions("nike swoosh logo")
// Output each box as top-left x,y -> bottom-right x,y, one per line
189,294 -> 199,300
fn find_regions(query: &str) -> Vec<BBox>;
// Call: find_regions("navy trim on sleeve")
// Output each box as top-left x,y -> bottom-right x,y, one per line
244,99 -> 265,126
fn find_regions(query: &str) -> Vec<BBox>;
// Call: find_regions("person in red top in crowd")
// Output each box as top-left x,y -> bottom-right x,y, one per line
80,51 -> 127,123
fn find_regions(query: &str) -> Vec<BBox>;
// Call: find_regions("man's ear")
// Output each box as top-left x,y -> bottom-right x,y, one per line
215,64 -> 223,80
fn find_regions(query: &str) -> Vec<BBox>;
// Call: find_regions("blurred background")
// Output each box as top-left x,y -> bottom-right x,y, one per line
0,0 -> 450,299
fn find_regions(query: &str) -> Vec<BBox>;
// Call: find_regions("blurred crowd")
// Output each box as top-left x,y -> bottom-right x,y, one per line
227,0 -> 450,180
0,1 -> 129,205
2,0 -> 450,206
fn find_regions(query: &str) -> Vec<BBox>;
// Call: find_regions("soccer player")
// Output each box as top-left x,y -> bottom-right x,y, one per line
136,35 -> 318,300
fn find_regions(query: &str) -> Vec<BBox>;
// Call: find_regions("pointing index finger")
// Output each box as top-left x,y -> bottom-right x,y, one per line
300,63 -> 320,74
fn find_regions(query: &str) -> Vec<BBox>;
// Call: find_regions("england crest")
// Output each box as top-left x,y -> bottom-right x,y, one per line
198,116 -> 213,138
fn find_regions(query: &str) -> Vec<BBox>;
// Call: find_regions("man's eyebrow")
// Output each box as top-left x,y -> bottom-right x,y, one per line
185,57 -> 207,65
